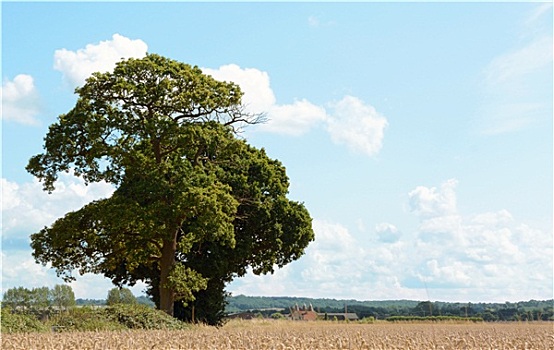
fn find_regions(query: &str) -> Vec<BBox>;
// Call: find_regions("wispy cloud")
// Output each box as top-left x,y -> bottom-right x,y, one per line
485,35 -> 552,89
477,4 -> 552,135
54,34 -> 147,88
523,3 -> 552,29
1,74 -> 41,125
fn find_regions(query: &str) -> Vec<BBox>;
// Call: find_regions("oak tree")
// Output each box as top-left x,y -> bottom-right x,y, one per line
27,54 -> 313,317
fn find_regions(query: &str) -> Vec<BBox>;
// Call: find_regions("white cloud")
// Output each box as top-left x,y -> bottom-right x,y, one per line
375,222 -> 401,243
470,209 -> 513,227
202,64 -> 276,114
203,64 -> 328,136
419,259 -> 472,287
407,180 -> 552,299
265,99 -> 328,136
1,74 -> 41,125
202,64 -> 387,156
300,220 -> 364,285
408,179 -> 458,219
326,96 -> 388,157
1,173 -> 115,240
230,179 -> 552,302
54,34 -> 148,88
1,250 -> 54,290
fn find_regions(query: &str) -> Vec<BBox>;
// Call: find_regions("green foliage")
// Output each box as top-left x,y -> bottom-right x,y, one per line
106,287 -> 137,306
170,144 -> 314,325
51,284 -> 76,310
412,301 -> 435,316
2,285 -> 75,311
30,286 -> 51,309
166,264 -> 208,303
2,287 -> 32,310
1,307 -> 49,333
173,279 -> 230,326
2,304 -> 189,333
48,307 -> 125,332
105,304 -> 188,330
271,312 -> 285,319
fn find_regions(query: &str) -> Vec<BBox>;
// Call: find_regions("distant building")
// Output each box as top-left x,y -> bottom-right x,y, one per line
288,304 -> 359,321
289,303 -> 318,321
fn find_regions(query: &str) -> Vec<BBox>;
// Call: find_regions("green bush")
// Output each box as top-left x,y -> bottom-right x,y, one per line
105,304 -> 189,330
1,304 -> 190,333
359,316 -> 375,324
48,306 -> 125,332
270,312 -> 285,319
1,307 -> 49,333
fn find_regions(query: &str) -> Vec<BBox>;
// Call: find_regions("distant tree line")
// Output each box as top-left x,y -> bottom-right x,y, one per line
2,285 -> 155,312
2,285 -> 76,311
227,296 -> 554,322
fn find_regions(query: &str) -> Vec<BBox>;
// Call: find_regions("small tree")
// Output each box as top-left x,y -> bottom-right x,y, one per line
2,287 -> 31,311
106,287 -> 137,305
51,284 -> 76,310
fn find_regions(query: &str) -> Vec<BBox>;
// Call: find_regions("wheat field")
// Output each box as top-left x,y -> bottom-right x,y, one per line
2,320 -> 553,349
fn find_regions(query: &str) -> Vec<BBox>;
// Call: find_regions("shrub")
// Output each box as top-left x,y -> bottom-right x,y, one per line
359,316 -> 375,324
2,304 -> 190,333
47,306 -> 124,332
1,307 -> 49,333
105,304 -> 189,330
270,312 -> 285,319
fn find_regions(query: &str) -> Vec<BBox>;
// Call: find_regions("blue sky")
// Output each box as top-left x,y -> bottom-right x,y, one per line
2,2 -> 552,303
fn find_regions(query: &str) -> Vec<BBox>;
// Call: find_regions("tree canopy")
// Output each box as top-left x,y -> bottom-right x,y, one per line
27,53 -> 314,318
106,287 -> 137,306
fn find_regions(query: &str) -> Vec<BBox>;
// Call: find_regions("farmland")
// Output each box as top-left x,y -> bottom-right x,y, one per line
2,320 -> 552,350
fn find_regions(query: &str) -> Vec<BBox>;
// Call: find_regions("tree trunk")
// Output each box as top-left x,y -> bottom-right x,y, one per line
159,236 -> 177,316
